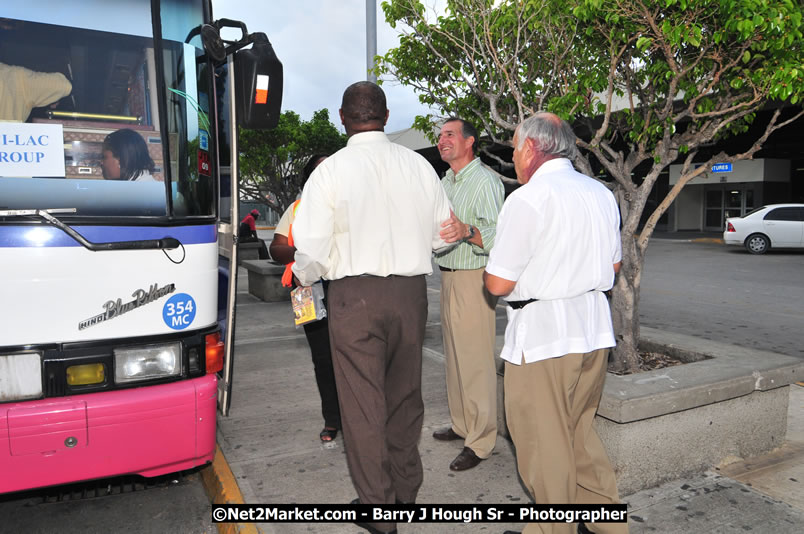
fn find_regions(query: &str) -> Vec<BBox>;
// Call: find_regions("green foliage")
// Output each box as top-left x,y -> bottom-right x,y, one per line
380,0 -> 804,370
380,0 -> 585,144
583,0 -> 798,148
238,109 -> 346,213
380,0 -> 803,181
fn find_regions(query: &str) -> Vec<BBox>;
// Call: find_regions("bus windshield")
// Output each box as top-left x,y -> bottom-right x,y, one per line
0,0 -> 215,219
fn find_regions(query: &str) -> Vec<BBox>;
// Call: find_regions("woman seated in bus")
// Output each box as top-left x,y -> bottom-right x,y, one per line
269,154 -> 341,442
101,128 -> 157,181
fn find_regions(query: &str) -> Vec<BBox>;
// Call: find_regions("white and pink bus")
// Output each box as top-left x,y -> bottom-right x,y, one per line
0,0 -> 282,494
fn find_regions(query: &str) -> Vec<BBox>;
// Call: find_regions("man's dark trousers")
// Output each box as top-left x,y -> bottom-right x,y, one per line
327,274 -> 427,534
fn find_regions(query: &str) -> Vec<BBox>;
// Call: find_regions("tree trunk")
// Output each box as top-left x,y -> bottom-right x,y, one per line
609,232 -> 642,373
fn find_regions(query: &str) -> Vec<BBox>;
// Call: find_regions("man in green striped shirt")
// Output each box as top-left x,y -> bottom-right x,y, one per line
432,117 -> 505,472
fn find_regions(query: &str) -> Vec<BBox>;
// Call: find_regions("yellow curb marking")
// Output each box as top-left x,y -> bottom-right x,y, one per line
201,444 -> 262,534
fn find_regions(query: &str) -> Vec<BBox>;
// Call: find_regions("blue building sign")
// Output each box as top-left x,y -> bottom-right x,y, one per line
711,163 -> 732,173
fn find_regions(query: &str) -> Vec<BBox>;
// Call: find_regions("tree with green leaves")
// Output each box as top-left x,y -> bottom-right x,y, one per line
380,0 -> 804,372
238,109 -> 347,214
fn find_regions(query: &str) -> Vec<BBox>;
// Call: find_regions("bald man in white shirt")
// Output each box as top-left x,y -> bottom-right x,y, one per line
292,81 -> 452,534
484,112 -> 627,534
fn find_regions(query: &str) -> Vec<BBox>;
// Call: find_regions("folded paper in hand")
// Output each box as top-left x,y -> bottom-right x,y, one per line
291,281 -> 327,327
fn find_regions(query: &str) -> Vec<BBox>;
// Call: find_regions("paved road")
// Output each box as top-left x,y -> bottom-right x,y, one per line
639,239 -> 804,359
0,470 -> 214,534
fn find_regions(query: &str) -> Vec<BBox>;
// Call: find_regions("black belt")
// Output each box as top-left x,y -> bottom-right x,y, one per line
439,266 -> 458,272
507,298 -> 539,309
508,290 -> 610,309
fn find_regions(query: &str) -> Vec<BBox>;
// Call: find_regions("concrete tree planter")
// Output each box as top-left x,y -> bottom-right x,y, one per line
242,260 -> 291,302
495,326 -> 804,496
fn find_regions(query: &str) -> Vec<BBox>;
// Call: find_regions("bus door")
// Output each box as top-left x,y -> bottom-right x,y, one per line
203,20 -> 282,415
216,158 -> 237,416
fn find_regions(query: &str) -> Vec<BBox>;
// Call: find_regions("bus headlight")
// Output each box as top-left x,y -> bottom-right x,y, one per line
114,343 -> 182,384
0,351 -> 42,401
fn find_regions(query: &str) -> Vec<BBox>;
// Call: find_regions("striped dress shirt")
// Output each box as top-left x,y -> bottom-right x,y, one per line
434,158 -> 505,270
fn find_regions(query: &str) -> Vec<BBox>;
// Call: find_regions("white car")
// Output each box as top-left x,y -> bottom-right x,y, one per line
724,204 -> 804,254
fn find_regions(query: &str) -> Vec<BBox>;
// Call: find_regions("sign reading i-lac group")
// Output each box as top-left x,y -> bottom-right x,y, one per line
0,123 -> 66,177
711,162 -> 732,173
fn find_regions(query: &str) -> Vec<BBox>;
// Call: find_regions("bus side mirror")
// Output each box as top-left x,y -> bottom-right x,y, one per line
234,33 -> 283,130
200,24 -> 226,63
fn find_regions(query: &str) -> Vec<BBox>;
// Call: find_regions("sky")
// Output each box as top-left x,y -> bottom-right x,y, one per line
211,0 -> 442,133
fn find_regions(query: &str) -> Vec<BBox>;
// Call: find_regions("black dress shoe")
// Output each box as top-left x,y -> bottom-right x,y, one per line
354,497 -> 416,506
578,522 -> 593,533
433,427 -> 462,441
449,447 -> 483,471
356,523 -> 398,534
351,498 -> 398,534
503,531 -> 521,534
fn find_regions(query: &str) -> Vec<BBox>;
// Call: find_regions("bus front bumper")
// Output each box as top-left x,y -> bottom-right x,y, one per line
0,374 -> 217,495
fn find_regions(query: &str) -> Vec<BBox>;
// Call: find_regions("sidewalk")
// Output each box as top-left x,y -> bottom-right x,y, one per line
650,230 -> 724,244
209,267 -> 803,533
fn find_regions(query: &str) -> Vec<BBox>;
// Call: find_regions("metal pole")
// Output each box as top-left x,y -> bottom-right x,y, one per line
366,0 -> 377,83
220,54 -> 240,417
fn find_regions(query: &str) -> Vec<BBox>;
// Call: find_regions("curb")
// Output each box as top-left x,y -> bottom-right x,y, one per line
690,237 -> 724,244
201,444 -> 262,534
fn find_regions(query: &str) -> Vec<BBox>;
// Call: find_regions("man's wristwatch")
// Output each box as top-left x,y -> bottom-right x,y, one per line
466,225 -> 475,241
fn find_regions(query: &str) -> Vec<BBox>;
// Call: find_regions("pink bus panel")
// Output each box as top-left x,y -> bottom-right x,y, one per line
0,374 -> 217,494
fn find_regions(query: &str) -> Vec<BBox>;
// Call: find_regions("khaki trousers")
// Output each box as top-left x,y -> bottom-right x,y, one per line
504,349 -> 628,534
440,268 -> 497,458
327,275 -> 427,534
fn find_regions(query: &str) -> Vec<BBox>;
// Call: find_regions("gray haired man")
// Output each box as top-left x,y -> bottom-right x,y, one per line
485,112 -> 627,534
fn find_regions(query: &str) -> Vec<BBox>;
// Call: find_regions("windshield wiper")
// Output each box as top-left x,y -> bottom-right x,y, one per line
0,208 -> 181,251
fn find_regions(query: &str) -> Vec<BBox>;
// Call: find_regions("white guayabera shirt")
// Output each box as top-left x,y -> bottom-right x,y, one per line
486,158 -> 622,365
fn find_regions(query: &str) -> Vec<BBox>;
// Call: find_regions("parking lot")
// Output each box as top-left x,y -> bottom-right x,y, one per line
640,238 -> 804,359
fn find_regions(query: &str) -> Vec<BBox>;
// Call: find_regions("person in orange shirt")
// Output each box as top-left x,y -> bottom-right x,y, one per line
269,154 -> 340,443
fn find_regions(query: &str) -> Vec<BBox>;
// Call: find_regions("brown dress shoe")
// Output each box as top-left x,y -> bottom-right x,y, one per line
433,427 -> 462,441
449,447 -> 482,471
